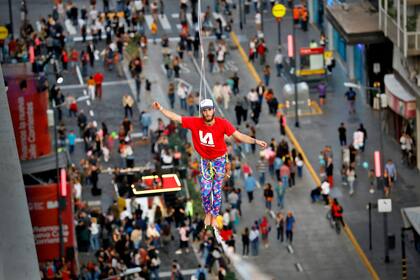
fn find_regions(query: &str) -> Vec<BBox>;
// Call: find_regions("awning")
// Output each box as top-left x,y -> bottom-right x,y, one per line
402,207 -> 420,235
384,74 -> 416,119
20,152 -> 67,175
326,1 -> 384,44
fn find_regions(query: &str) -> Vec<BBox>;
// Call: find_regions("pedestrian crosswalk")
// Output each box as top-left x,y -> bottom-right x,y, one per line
68,11 -> 228,42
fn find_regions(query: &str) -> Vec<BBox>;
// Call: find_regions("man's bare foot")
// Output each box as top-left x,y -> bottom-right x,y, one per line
204,213 -> 212,227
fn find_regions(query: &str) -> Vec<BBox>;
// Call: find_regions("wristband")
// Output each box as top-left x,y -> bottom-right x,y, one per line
254,138 -> 257,144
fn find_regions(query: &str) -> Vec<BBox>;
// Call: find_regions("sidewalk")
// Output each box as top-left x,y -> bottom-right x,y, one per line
232,5 -> 420,279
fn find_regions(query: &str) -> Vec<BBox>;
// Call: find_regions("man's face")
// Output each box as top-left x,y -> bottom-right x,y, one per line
201,108 -> 215,123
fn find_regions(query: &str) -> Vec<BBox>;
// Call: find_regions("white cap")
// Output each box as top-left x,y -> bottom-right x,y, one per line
200,99 -> 214,110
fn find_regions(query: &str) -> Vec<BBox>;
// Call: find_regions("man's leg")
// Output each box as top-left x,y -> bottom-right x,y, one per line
199,158 -> 213,225
211,156 -> 227,224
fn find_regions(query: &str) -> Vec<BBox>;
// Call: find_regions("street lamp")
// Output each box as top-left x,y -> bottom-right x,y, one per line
239,0 -> 243,30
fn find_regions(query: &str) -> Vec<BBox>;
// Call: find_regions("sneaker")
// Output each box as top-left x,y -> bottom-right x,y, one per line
175,250 -> 182,255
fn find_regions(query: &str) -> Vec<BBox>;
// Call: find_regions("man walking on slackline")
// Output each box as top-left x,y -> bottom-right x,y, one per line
152,99 -> 267,228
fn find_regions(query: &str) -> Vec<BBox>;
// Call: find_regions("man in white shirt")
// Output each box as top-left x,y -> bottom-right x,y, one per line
321,180 -> 330,206
120,207 -> 133,220
274,49 -> 283,77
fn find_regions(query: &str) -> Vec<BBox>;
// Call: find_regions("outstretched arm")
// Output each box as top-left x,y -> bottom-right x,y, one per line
152,101 -> 182,123
232,130 -> 267,149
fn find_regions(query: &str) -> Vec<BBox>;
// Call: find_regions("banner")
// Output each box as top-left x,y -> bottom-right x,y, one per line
5,64 -> 51,160
25,183 -> 75,262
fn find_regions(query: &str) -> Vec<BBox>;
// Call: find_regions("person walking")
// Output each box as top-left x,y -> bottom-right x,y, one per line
263,65 -> 271,86
279,163 -> 290,188
345,87 -> 357,114
241,227 -> 250,256
344,166 -> 355,195
93,71 -> 104,100
263,183 -> 274,211
275,180 -> 285,209
245,173 -> 257,203
318,82 -> 327,105
140,110 -> 152,138
87,76 -> 96,100
331,199 -> 345,228
357,123 -> 368,152
221,83 -> 232,110
67,130 -> 76,155
249,226 -> 259,256
384,159 -> 397,186
167,82 -> 176,109
274,48 -> 283,77
234,100 -> 244,126
259,216 -> 271,248
285,211 -> 295,244
276,212 -> 285,242
320,179 -> 330,206
338,122 -> 347,146
122,94 -> 134,118
326,157 -> 334,187
177,83 -> 188,111
257,155 -> 267,186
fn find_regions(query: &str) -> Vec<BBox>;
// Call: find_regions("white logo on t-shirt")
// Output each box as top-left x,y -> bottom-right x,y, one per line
199,130 -> 215,147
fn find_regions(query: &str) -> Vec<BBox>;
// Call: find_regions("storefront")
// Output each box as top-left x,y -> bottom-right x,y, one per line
384,74 -> 417,162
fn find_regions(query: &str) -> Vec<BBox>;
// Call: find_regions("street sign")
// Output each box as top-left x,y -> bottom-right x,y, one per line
324,50 -> 333,59
272,4 -> 286,18
0,26 -> 9,40
378,199 -> 392,213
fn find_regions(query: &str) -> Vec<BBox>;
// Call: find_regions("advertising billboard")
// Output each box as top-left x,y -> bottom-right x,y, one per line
25,183 -> 75,263
4,63 -> 51,160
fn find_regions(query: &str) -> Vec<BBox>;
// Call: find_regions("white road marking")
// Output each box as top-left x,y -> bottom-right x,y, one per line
159,14 -> 172,30
75,65 -> 84,85
86,100 -> 91,106
60,80 -> 131,90
89,110 -> 94,117
83,89 -> 87,96
145,14 -> 154,30
171,13 -> 179,18
73,34 -> 107,42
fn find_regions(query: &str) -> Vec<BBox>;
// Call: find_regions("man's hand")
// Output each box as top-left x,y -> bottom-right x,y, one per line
256,139 -> 268,149
152,101 -> 161,110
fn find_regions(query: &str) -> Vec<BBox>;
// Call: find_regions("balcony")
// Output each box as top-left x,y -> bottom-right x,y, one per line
379,1 -> 420,56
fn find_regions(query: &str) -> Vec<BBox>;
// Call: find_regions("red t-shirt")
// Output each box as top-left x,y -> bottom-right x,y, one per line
182,116 -> 236,160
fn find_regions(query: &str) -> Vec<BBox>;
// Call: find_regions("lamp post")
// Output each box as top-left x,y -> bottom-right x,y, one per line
8,0 -> 13,39
239,0 -> 243,30
292,17 -> 299,127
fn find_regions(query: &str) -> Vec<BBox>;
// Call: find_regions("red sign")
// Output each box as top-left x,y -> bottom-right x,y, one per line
131,174 -> 182,196
25,183 -> 75,262
5,64 -> 51,160
300,47 -> 324,55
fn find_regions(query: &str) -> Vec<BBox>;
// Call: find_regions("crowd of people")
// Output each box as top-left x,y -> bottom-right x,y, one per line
6,0 -> 416,279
